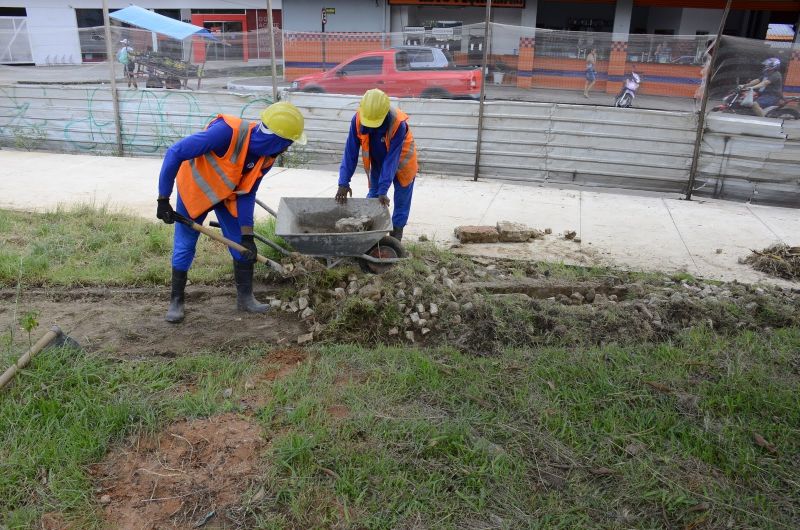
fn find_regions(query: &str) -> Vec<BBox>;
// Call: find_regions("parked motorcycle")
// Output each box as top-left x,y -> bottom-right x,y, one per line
614,72 -> 641,108
711,87 -> 800,119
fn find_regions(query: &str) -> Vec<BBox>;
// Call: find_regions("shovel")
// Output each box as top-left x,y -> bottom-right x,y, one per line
173,213 -> 286,275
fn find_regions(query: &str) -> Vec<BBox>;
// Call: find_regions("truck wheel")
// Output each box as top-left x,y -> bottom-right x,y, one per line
420,88 -> 451,100
302,86 -> 325,94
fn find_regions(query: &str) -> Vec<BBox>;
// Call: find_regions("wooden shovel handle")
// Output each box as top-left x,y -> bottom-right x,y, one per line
0,326 -> 62,391
175,215 -> 285,274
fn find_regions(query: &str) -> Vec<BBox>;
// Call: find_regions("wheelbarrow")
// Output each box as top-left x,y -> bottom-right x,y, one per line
211,197 -> 406,273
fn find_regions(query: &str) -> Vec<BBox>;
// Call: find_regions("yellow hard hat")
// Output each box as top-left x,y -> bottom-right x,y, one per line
260,101 -> 307,145
359,89 -> 391,128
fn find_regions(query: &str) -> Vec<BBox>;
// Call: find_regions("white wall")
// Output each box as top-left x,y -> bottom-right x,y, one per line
26,7 -> 81,65
678,8 -> 721,36
283,0 -> 388,32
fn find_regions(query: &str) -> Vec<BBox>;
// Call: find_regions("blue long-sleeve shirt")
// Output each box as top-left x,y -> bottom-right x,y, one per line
338,113 -> 407,196
158,118 -> 292,226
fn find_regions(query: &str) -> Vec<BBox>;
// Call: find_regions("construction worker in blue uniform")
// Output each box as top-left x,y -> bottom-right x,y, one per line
335,89 -> 418,241
155,102 -> 306,323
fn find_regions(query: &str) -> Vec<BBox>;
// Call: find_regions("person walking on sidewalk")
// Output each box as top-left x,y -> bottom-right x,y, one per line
155,102 -> 306,323
335,89 -> 418,241
117,39 -> 137,89
583,48 -> 597,98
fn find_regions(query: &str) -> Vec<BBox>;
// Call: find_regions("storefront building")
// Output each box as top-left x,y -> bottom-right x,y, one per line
0,0 -> 282,65
280,0 -> 800,97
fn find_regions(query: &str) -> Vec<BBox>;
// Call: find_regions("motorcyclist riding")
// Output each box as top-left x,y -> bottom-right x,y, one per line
739,58 -> 783,118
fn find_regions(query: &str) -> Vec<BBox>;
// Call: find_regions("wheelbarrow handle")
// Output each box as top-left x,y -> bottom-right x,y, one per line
255,198 -> 278,218
174,214 -> 285,274
209,221 -> 291,257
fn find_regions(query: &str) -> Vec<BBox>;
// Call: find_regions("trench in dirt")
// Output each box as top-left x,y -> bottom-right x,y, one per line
0,286 -> 306,358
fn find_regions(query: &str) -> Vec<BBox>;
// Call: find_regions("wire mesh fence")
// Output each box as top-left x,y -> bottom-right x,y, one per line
0,23 -> 713,111
0,20 -> 798,205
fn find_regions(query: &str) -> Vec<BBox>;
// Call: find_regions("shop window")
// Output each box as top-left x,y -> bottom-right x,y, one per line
75,8 -> 107,61
0,8 -> 26,16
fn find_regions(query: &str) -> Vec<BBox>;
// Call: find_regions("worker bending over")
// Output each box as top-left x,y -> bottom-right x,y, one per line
335,89 -> 417,241
155,102 -> 306,323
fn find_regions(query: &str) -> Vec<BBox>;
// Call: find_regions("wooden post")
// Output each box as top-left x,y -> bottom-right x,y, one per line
685,0 -> 732,200
102,0 -> 124,156
473,0 -> 492,181
266,0 -> 278,102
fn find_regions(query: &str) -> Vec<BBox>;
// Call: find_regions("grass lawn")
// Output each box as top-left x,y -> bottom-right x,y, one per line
1,206 -> 798,528
0,206 -> 287,287
1,331 -> 798,528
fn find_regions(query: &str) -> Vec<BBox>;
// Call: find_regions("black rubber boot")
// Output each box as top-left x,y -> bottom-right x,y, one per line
165,268 -> 187,323
389,226 -> 404,241
233,261 -> 269,313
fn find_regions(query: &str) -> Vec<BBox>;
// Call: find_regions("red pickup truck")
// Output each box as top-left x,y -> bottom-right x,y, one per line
289,48 -> 482,100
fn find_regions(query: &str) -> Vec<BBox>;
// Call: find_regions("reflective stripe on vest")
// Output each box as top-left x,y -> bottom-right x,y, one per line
230,125 -> 249,165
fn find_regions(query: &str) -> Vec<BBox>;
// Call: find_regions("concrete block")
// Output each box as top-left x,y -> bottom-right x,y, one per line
455,225 -> 499,243
334,216 -> 373,233
496,221 -> 535,242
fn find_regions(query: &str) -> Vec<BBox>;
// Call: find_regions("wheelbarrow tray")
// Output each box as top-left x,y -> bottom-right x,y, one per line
275,198 -> 392,257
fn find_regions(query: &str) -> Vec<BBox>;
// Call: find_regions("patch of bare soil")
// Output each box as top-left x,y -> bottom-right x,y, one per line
258,348 -> 307,381
326,404 -> 350,419
0,287 -> 306,358
92,413 -> 263,530
39,512 -> 70,530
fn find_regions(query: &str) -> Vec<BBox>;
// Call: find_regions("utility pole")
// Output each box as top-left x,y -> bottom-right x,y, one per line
102,0 -> 124,156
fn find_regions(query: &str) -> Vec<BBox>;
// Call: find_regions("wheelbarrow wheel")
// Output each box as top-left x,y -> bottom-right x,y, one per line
360,236 -> 405,274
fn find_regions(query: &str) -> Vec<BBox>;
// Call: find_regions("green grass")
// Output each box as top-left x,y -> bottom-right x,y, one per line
0,206 -> 289,287
254,216 -> 291,261
0,344 -> 263,528
243,328 -> 800,528
2,206 -> 799,528
2,329 -> 798,528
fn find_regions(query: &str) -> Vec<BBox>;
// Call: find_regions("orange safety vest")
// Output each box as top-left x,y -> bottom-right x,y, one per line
176,114 -> 274,219
355,108 -> 418,187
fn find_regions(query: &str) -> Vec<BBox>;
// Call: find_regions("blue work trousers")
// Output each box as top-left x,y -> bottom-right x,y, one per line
172,193 -> 246,271
367,176 -> 414,229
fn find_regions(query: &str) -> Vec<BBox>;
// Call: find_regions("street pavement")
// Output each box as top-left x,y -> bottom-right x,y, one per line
0,63 -> 697,112
1,150 -> 797,287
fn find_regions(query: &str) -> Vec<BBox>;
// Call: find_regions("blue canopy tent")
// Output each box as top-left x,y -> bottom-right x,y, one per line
109,5 -> 216,41
110,5 -> 218,89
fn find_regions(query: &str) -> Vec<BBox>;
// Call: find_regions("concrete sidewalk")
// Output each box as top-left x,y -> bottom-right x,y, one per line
1,151 -> 797,286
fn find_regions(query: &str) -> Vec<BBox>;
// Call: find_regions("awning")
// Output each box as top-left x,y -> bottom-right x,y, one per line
110,5 -> 217,41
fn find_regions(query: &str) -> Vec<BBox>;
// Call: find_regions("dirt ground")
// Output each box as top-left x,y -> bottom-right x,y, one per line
0,286 -> 306,358
92,413 -> 264,530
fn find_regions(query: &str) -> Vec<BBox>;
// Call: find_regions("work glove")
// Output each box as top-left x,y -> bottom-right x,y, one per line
156,198 -> 175,224
378,195 -> 390,207
240,234 -> 258,264
335,185 -> 352,204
